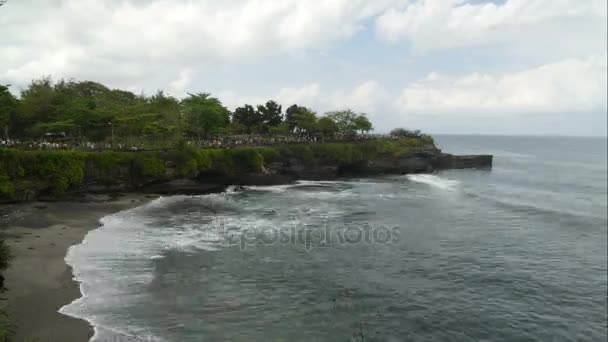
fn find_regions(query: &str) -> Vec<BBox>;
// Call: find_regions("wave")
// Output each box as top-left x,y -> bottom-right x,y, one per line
464,190 -> 608,224
240,184 -> 294,193
59,177 -> 469,341
60,197 -> 197,342
406,174 -> 461,191
60,189 -> 339,341
242,180 -> 345,193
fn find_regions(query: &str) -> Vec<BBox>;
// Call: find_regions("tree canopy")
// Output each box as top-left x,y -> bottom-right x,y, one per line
0,77 -> 411,144
390,128 -> 422,138
181,93 -> 230,139
0,85 -> 19,139
317,117 -> 339,137
325,109 -> 374,136
233,104 -> 262,133
257,101 -> 283,132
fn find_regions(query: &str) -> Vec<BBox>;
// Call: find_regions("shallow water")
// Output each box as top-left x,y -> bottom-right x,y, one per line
62,135 -> 608,341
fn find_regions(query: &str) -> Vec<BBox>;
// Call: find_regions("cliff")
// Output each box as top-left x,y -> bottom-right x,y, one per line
0,139 -> 492,203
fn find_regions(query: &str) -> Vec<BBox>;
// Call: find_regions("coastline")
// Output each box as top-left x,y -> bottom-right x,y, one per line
0,193 -> 158,342
0,144 -> 493,341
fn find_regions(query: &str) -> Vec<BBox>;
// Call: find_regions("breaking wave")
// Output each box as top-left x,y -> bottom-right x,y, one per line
406,174 -> 461,190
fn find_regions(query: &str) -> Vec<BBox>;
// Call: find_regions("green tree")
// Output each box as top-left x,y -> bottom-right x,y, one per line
257,100 -> 283,132
268,123 -> 292,135
325,109 -> 359,136
353,114 -> 373,134
291,110 -> 318,136
285,105 -> 308,131
181,93 -> 230,139
19,77 -> 56,137
148,91 -> 181,134
285,105 -> 317,136
390,128 -> 421,138
227,121 -> 248,135
233,104 -> 262,133
0,85 -> 18,139
317,116 -> 339,138
285,104 -> 300,131
4,76 -> 385,145
51,80 -> 105,138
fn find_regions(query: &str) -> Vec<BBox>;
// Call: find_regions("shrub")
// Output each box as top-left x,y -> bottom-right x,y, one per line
257,147 -> 280,164
170,146 -> 200,175
0,240 -> 13,342
207,147 -> 264,173
26,151 -> 86,195
0,176 -> 14,197
229,148 -> 264,172
132,155 -> 165,178
0,310 -> 14,342
311,143 -> 357,164
274,144 -> 314,164
421,134 -> 435,145
390,128 -> 421,138
87,151 -> 131,173
0,138 -> 437,199
196,149 -> 212,171
0,240 -> 12,275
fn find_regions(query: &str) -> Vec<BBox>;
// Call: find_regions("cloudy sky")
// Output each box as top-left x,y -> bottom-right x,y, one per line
1,0 -> 606,135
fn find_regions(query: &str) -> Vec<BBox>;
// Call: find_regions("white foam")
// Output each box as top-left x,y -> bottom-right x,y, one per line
58,186 -> 355,341
60,197 -> 183,342
406,174 -> 461,190
243,184 -> 293,192
294,180 -> 338,186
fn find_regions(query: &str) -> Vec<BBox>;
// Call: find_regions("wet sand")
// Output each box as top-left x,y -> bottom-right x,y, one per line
0,194 -> 156,342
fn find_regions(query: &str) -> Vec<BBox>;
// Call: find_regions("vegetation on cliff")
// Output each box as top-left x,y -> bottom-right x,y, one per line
0,77 -> 438,202
0,240 -> 13,341
1,78 -> 374,143
0,137 -> 436,202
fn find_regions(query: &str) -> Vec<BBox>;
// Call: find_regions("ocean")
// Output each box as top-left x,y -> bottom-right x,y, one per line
61,135 -> 608,342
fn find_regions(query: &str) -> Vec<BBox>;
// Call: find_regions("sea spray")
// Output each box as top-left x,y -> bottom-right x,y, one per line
406,174 -> 461,190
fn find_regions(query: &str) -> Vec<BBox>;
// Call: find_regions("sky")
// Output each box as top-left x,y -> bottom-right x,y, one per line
1,0 -> 606,136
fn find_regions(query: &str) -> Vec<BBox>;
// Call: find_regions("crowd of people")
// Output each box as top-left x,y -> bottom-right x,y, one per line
0,133 -> 401,152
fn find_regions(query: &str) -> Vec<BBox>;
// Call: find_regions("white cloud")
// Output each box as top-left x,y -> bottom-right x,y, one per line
219,56 -> 607,133
220,80 -> 390,114
396,55 -> 608,115
376,0 -> 607,57
168,69 -> 193,97
0,0 -> 400,91
219,80 -> 402,132
0,0 -> 605,135
275,83 -> 322,107
328,81 -> 391,114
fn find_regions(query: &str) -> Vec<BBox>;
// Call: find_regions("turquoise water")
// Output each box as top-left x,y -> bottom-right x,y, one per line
62,136 -> 608,341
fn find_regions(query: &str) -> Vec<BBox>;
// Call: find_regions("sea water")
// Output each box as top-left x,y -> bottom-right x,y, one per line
61,135 -> 608,341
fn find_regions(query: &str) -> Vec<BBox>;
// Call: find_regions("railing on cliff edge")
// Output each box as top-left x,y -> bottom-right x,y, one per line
0,134 -> 428,152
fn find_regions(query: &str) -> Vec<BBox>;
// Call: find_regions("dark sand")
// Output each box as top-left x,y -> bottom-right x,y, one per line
0,194 -> 156,342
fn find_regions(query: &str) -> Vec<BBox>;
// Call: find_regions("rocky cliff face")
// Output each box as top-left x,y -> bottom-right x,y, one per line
129,151 -> 493,196
1,145 -> 493,203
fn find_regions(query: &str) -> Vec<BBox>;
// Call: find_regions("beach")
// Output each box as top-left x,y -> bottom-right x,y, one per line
0,194 -> 156,342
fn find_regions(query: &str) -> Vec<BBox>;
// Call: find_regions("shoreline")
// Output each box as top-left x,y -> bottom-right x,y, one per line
0,193 -> 158,342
